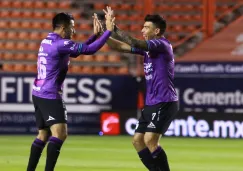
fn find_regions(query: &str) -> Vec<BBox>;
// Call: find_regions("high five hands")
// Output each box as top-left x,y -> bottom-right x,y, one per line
93,13 -> 101,35
92,6 -> 116,35
103,6 -> 115,31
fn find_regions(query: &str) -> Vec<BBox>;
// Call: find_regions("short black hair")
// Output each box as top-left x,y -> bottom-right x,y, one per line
144,14 -> 166,35
52,13 -> 74,30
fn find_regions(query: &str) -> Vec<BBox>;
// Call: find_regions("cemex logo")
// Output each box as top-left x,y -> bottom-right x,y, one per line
101,112 -> 120,135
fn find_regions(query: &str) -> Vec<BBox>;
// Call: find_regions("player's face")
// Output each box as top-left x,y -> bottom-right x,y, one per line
64,20 -> 76,39
141,22 -> 159,40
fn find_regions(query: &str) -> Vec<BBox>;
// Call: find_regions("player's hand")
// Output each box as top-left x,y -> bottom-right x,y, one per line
92,13 -> 101,35
103,6 -> 115,31
103,6 -> 114,18
93,13 -> 105,34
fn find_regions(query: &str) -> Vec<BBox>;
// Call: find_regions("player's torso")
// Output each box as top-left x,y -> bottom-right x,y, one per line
143,49 -> 177,105
33,33 -> 70,99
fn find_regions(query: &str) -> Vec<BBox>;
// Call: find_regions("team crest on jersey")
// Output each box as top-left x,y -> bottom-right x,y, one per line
144,63 -> 153,80
144,63 -> 153,73
64,41 -> 70,46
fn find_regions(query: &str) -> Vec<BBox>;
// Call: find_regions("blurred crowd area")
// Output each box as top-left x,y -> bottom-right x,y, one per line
0,0 -> 242,75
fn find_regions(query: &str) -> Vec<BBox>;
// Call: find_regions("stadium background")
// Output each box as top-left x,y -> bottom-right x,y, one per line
0,0 -> 243,170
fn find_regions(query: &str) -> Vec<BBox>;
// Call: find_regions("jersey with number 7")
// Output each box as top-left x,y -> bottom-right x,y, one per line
131,37 -> 178,105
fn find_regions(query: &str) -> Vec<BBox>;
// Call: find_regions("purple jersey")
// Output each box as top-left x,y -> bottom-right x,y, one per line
131,37 -> 178,105
32,31 -> 111,99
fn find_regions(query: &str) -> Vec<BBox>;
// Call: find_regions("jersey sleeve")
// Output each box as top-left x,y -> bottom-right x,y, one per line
146,39 -> 169,52
57,40 -> 82,58
83,34 -> 97,45
57,30 -> 112,57
79,30 -> 111,55
131,47 -> 145,56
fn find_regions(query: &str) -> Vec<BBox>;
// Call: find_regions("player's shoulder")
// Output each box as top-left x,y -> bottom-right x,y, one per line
40,33 -> 61,45
58,39 -> 72,45
160,37 -> 171,45
151,37 -> 170,44
56,38 -> 76,48
147,37 -> 171,47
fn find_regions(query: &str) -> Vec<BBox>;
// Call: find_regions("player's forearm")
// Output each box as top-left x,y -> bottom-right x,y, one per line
114,25 -> 149,51
107,37 -> 131,53
106,37 -> 122,50
83,34 -> 97,45
81,30 -> 111,54
106,38 -> 117,49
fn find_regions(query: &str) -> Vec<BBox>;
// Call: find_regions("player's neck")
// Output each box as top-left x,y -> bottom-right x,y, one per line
150,35 -> 163,40
53,30 -> 64,38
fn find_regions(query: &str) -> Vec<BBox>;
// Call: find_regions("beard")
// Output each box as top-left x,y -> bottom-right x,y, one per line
64,29 -> 72,39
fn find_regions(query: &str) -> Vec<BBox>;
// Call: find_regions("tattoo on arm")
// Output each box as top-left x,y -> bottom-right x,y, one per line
114,25 -> 149,51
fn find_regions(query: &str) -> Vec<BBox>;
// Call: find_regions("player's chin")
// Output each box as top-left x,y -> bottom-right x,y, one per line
143,36 -> 148,41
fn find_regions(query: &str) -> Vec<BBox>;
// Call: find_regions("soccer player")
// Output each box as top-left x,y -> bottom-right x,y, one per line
100,7 -> 179,171
26,12 -> 115,171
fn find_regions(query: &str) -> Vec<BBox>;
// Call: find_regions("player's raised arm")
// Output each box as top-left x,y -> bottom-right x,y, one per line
93,13 -> 132,53
82,14 -> 102,45
103,6 -> 149,51
107,37 -> 132,53
58,14 -> 115,57
77,11 -> 115,55
113,25 -> 149,51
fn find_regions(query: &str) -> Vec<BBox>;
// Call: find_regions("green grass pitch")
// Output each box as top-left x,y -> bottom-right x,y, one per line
0,136 -> 242,171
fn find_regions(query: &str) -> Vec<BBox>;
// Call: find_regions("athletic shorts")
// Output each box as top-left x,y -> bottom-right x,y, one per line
32,95 -> 67,129
135,101 -> 179,135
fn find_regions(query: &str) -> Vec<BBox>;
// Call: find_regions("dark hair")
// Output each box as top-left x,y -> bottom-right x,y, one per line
52,13 -> 74,30
144,14 -> 166,35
